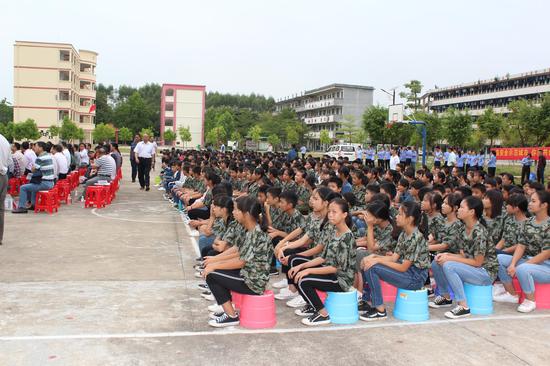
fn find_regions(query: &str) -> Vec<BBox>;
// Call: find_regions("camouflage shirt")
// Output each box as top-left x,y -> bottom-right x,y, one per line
427,213 -> 446,242
439,219 -> 464,254
320,230 -> 356,291
247,182 -> 260,198
182,176 -> 196,189
501,215 -> 527,249
195,179 -> 206,194
394,228 -> 430,269
222,220 -> 246,248
352,185 -> 366,207
389,206 -> 399,221
281,180 -> 298,193
212,217 -> 227,238
239,225 -> 273,295
303,212 -> 324,248
485,214 -> 504,247
313,222 -> 336,251
295,184 -> 310,206
203,188 -> 213,207
374,224 -> 396,254
269,206 -> 285,230
518,217 -> 550,256
282,209 -> 305,234
458,222 -> 499,280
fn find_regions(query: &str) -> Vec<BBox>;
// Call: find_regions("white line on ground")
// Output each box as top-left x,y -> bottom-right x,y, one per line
180,212 -> 200,257
90,200 -> 181,224
1,313 -> 548,342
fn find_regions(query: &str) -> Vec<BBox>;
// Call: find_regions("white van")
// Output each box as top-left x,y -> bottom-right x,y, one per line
324,144 -> 360,160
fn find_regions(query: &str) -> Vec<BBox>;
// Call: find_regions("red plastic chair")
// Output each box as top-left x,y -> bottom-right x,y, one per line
34,190 -> 59,214
56,181 -> 71,204
84,185 -> 108,208
78,167 -> 88,177
8,178 -> 20,195
19,176 -> 28,185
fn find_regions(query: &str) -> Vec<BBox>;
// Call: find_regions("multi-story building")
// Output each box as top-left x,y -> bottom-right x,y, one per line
275,83 -> 374,150
160,84 -> 206,148
420,68 -> 550,116
13,41 -> 98,142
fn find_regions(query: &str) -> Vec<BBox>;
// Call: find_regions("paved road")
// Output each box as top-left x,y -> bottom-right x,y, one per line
1,162 -> 549,365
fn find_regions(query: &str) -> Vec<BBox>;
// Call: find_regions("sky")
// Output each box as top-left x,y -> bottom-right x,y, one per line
1,0 -> 549,106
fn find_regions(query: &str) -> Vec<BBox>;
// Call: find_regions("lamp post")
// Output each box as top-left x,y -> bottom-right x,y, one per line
381,88 -> 397,105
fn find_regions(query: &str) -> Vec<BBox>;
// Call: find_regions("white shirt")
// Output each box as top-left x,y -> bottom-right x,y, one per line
53,152 -> 69,175
62,148 -> 71,166
390,155 -> 400,170
447,151 -> 457,166
0,134 -> 12,175
79,149 -> 89,165
135,141 -> 155,158
24,149 -> 37,171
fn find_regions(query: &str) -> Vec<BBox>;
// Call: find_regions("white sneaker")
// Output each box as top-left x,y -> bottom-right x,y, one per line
493,292 -> 519,304
286,295 -> 306,308
492,283 -> 506,297
272,278 -> 288,289
517,299 -> 536,313
158,187 -> 165,191
275,287 -> 299,301
194,271 -> 203,278
201,292 -> 215,301
189,229 -> 200,237
208,303 -> 223,313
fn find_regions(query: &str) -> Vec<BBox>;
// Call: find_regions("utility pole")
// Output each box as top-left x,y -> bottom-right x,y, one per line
381,88 -> 397,105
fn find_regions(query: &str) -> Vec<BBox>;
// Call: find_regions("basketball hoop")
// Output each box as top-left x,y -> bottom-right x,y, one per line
388,104 -> 405,125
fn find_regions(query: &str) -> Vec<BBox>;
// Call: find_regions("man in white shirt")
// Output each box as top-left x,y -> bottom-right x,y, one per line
53,145 -> 69,179
447,148 -> 457,167
79,143 -> 89,166
61,142 -> 71,167
11,142 -> 27,178
0,133 -> 12,245
134,134 -> 156,191
22,141 -> 36,175
389,148 -> 400,170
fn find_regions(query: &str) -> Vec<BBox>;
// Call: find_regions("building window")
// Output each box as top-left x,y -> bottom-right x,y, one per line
59,71 -> 70,81
165,118 -> 174,126
165,89 -> 174,96
58,110 -> 69,121
60,50 -> 70,61
165,103 -> 174,111
58,91 -> 70,101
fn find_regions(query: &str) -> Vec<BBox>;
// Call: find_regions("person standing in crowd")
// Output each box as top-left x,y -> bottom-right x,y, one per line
300,145 -> 307,159
521,153 -> 533,185
12,141 -> 55,214
61,142 -> 71,168
0,133 -> 12,244
433,146 -> 443,168
384,147 -> 391,170
53,144 -> 69,180
11,143 -> 27,178
134,134 -> 155,191
356,145 -> 363,165
220,142 -> 226,154
21,141 -> 36,176
447,148 -> 457,167
130,135 -> 140,183
110,143 -> 123,172
366,145 -> 375,167
537,149 -> 546,184
411,147 -> 418,170
389,148 -> 400,170
287,144 -> 297,162
487,150 -> 497,177
78,143 -> 89,167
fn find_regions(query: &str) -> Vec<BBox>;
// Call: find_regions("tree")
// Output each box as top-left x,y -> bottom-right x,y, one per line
48,125 -> 60,139
114,92 -> 155,134
76,128 -> 85,141
362,105 -> 388,144
163,130 -> 177,145
337,115 -> 360,143
505,94 -> 550,146
249,125 -> 262,150
0,122 -> 15,141
230,130 -> 243,149
476,108 -> 504,148
319,129 -> 331,149
352,130 -> 368,144
118,127 -> 133,144
285,125 -> 299,145
59,117 -> 81,142
205,125 -> 226,146
267,134 -> 281,151
399,80 -> 423,112
13,119 -> 40,140
95,84 -> 114,124
0,98 -> 13,123
139,128 -> 155,138
178,126 -> 192,148
93,123 -> 116,143
442,108 -> 473,147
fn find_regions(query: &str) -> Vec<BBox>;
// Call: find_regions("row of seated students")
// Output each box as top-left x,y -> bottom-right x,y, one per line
155,149 -> 549,327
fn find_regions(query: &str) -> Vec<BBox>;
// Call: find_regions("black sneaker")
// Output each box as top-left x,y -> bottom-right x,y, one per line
145,187 -> 150,191
208,312 -> 239,328
194,264 -> 204,271
302,312 -> 331,326
359,307 -> 387,321
445,305 -> 471,319
427,288 -> 435,298
195,257 -> 203,262
429,296 -> 453,308
294,304 -> 315,317
269,267 -> 279,276
358,300 -> 373,315
12,208 -> 28,214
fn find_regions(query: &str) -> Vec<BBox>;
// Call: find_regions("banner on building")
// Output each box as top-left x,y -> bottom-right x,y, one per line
492,147 -> 550,161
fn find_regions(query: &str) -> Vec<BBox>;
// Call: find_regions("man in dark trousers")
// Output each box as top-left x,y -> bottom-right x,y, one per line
134,134 -> 156,191
537,149 -> 546,184
130,135 -> 140,183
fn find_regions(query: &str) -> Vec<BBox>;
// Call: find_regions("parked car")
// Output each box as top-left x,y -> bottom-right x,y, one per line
324,144 -> 360,160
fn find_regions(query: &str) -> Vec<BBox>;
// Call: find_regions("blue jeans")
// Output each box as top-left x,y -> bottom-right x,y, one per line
363,264 -> 428,307
198,234 -> 215,253
353,217 -> 366,237
433,261 -> 492,302
498,254 -> 550,294
18,181 -> 55,206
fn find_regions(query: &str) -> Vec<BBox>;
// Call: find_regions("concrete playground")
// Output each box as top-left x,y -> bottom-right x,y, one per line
1,161 -> 549,366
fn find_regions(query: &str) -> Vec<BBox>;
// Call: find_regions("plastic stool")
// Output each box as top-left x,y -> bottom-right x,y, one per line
34,190 -> 59,214
464,284 -> 493,315
84,186 -> 107,208
8,178 -> 20,195
512,278 -> 524,303
240,290 -> 277,329
394,288 -> 429,322
56,181 -> 71,204
78,167 -> 87,176
381,281 -> 398,303
316,290 -> 328,304
533,283 -> 550,309
325,290 -> 359,324
231,291 -> 243,310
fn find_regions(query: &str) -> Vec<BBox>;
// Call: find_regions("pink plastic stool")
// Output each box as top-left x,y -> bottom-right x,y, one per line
316,290 -> 328,303
534,283 -> 550,309
381,280 -> 398,303
239,290 -> 276,329
231,291 -> 243,310
512,278 -> 524,303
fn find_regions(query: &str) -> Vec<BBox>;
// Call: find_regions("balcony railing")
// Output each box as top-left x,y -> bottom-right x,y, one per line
303,114 -> 342,124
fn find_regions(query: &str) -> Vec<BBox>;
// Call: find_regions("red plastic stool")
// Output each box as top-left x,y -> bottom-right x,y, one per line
381,280 -> 398,303
8,178 -> 20,195
534,283 -> 550,309
231,291 -> 244,310
239,290 -> 277,329
116,168 -> 122,180
84,186 -> 108,208
19,176 -> 28,185
78,167 -> 87,177
34,190 -> 59,214
513,277 -> 524,303
56,181 -> 71,204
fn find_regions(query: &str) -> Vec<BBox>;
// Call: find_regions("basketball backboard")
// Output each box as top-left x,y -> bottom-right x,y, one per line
388,104 -> 405,124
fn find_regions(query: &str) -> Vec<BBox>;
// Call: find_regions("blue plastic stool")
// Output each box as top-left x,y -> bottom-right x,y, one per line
394,288 -> 429,322
325,290 -> 359,324
464,284 -> 493,315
